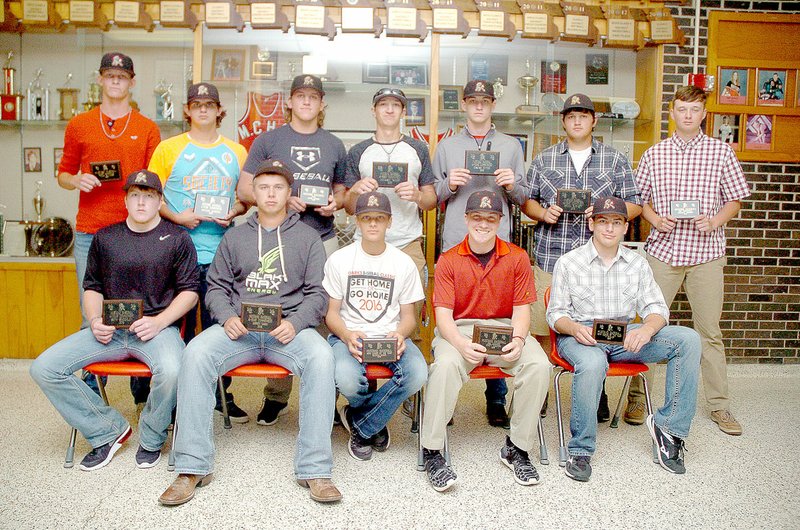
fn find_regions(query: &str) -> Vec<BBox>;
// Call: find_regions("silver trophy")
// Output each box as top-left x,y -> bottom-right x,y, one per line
516,59 -> 539,114
154,79 -> 174,120
27,69 -> 50,120
33,180 -> 44,222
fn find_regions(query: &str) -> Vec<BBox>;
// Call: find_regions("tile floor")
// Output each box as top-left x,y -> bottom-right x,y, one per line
1,359 -> 798,529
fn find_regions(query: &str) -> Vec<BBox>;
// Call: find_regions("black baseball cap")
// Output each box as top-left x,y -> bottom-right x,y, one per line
290,74 -> 325,97
463,79 -> 495,100
253,159 -> 294,186
590,196 -> 628,220
187,82 -> 220,104
561,93 -> 595,115
99,52 -> 135,77
355,191 -> 392,216
123,170 -> 162,194
465,190 -> 503,216
372,87 -> 407,108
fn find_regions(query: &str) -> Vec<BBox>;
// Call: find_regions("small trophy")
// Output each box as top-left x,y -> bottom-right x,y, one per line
83,70 -> 101,111
516,59 -> 539,115
57,73 -> 80,121
33,180 -> 44,222
154,79 -> 174,121
1,51 -> 23,121
26,69 -> 50,120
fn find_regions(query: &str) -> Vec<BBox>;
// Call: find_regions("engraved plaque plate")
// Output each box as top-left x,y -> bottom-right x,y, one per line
102,299 -> 143,329
90,160 -> 122,182
372,162 -> 408,188
194,193 -> 230,219
465,150 -> 500,176
241,302 -> 282,332
592,319 -> 627,344
299,184 -> 330,206
556,188 -> 591,214
670,200 -> 700,219
362,338 -> 398,363
472,324 -> 514,354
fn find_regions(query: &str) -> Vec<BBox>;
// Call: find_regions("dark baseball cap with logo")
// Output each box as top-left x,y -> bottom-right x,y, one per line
123,170 -> 162,194
465,190 -> 504,216
99,52 -> 135,77
463,79 -> 495,100
561,93 -> 595,115
187,82 -> 220,105
290,74 -> 325,97
355,191 -> 392,216
372,87 -> 407,108
253,159 -> 294,186
590,196 -> 628,220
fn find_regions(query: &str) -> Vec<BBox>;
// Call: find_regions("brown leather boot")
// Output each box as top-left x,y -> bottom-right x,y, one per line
159,474 -> 214,506
297,478 -> 342,503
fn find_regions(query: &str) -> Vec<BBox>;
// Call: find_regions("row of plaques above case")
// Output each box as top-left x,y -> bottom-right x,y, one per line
3,1 -> 685,47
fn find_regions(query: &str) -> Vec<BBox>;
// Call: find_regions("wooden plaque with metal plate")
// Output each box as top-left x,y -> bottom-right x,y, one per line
361,338 -> 399,363
299,184 -> 330,206
372,161 -> 408,188
90,160 -> 122,182
102,299 -> 144,329
194,193 -> 230,219
670,200 -> 700,219
465,150 -> 500,175
472,324 -> 514,354
592,319 -> 627,344
557,188 -> 592,213
241,302 -> 282,332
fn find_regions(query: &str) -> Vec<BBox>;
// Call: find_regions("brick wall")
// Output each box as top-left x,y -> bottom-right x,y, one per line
659,1 -> 800,363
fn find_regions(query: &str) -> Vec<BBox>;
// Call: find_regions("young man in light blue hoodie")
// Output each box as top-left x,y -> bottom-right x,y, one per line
160,159 -> 341,506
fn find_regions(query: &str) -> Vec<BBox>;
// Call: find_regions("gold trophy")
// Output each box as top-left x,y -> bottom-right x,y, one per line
57,73 -> 80,120
516,59 -> 539,114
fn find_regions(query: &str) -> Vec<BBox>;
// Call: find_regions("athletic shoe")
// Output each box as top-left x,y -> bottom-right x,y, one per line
135,445 -> 161,469
79,425 -> 132,471
256,399 -> 288,426
215,400 -> 250,424
647,414 -> 686,474
340,405 -> 373,461
597,388 -> 610,423
499,436 -> 540,486
423,449 -> 457,492
370,426 -> 390,452
565,455 -> 592,482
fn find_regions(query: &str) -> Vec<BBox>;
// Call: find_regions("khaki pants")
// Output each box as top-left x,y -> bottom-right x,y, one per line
420,319 -> 551,452
529,265 -> 552,337
629,256 -> 728,411
400,238 -> 427,347
263,235 -> 341,402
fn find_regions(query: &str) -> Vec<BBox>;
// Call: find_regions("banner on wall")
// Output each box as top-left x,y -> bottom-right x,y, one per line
237,91 -> 286,150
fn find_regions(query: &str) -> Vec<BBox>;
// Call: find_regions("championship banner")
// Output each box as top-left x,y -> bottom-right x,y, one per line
236,91 -> 286,150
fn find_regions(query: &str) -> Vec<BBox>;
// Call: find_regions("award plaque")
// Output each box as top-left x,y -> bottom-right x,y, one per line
372,162 -> 408,188
102,299 -> 144,329
472,324 -> 514,354
465,150 -> 500,175
670,200 -> 700,219
241,302 -> 282,332
194,193 -> 230,219
557,188 -> 592,214
592,319 -> 627,344
361,338 -> 399,363
90,160 -> 122,182
299,184 -> 330,206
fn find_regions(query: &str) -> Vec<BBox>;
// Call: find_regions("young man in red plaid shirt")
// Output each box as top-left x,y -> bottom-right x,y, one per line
630,85 -> 750,436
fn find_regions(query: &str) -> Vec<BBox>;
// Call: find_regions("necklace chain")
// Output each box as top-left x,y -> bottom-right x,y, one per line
375,134 -> 402,162
99,109 -> 132,140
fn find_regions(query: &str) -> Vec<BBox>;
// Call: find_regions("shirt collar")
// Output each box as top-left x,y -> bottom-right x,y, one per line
584,238 -> 631,266
670,131 -> 706,150
456,235 -> 511,258
556,137 -> 599,155
461,123 -> 496,139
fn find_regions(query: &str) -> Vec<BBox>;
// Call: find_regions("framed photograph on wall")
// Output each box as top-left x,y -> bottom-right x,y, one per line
24,147 -> 42,173
745,114 -> 773,150
756,69 -> 786,107
363,63 -> 390,84
53,147 -> 63,177
439,85 -> 463,111
508,133 -> 529,162
710,114 -> 741,150
717,68 -> 748,105
467,54 -> 509,85
405,97 -> 425,126
251,61 -> 277,80
389,65 -> 427,87
211,49 -> 246,81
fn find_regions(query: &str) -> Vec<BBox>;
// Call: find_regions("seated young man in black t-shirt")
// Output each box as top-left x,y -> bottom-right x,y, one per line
31,170 -> 199,472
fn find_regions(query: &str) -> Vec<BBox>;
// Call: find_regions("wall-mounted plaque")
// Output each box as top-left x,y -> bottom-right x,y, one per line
114,1 -> 140,23
465,150 -> 500,175
670,200 -> 700,219
299,184 -> 329,206
159,1 -> 185,23
362,338 -> 398,363
593,319 -> 626,344
556,188 -> 591,213
472,324 -> 513,354
90,160 -> 121,182
372,162 -> 408,187
194,193 -> 230,219
241,302 -> 281,332
102,299 -> 143,328
23,0 -> 49,22
69,1 -> 95,22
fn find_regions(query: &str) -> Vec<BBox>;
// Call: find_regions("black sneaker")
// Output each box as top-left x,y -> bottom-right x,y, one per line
215,400 -> 250,424
487,403 -> 510,429
597,388 -> 610,423
647,414 -> 686,474
370,426 -> 390,452
79,425 -> 132,471
339,405 -> 373,461
423,449 -> 457,492
540,393 -> 548,418
401,397 -> 414,419
333,407 -> 342,426
135,445 -> 161,469
500,437 -> 540,486
256,399 -> 288,426
565,455 -> 592,482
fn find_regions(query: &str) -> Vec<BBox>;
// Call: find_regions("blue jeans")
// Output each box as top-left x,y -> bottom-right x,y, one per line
173,324 -> 336,479
30,326 -> 183,451
557,324 -> 701,456
329,336 -> 428,438
485,378 -> 507,406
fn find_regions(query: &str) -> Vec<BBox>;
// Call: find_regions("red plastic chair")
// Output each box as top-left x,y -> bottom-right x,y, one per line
65,361 -> 176,471
543,287 -> 657,466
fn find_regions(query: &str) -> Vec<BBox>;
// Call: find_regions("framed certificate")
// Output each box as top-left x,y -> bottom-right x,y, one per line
241,303 -> 282,332
471,324 -> 514,354
465,150 -> 500,175
102,299 -> 143,329
372,162 -> 408,187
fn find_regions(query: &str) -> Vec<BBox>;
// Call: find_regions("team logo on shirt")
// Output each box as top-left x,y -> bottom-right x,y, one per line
222,152 -> 232,164
291,146 -> 321,171
245,246 -> 285,294
346,273 -> 394,323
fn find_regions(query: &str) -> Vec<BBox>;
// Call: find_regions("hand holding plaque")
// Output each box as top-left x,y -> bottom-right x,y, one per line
465,150 -> 500,176
299,184 -> 330,207
241,302 -> 282,332
372,162 -> 408,188
90,160 -> 122,182
557,188 -> 591,214
592,319 -> 626,344
361,337 -> 399,363
194,193 -> 231,219
472,324 -> 514,354
102,299 -> 144,329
